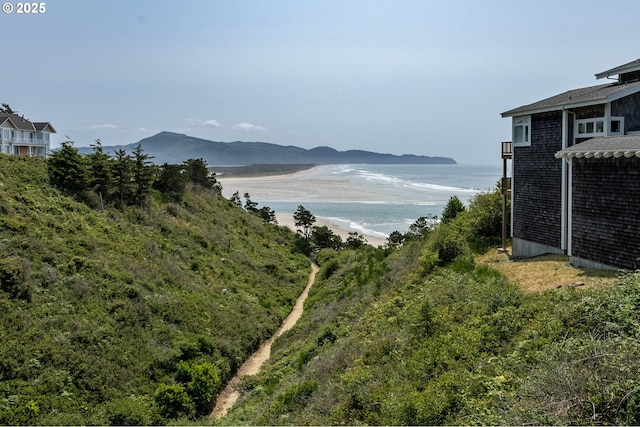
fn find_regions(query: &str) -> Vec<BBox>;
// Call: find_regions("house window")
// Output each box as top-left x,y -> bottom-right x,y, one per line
513,116 -> 530,146
576,116 -> 624,137
609,117 -> 624,135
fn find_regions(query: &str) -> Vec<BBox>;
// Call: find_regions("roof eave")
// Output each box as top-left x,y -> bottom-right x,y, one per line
595,59 -> 640,79
502,84 -> 640,118
501,98 -> 607,118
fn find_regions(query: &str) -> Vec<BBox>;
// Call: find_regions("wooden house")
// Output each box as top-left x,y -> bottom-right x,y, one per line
0,113 -> 56,158
502,58 -> 640,270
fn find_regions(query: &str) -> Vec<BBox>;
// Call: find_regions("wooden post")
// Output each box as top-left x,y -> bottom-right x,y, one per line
499,142 -> 512,254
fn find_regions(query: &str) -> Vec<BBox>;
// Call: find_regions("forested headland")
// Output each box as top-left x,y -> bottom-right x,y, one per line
0,144 -> 639,425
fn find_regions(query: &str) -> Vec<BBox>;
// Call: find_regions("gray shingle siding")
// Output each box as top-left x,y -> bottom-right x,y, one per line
571,157 -> 640,270
612,91 -> 640,132
513,111 -> 563,248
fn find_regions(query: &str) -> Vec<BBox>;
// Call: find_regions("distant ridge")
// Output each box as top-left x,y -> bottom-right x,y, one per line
78,131 -> 456,165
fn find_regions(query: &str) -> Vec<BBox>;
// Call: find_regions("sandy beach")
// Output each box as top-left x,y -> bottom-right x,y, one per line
219,165 -> 383,202
219,166 -> 389,247
218,163 -> 498,247
275,213 -> 388,248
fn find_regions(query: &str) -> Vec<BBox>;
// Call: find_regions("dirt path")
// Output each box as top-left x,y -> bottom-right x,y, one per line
210,263 -> 319,420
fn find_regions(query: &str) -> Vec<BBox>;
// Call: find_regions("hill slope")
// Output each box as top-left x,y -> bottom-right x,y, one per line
0,155 -> 310,425
78,131 -> 456,165
219,237 -> 640,425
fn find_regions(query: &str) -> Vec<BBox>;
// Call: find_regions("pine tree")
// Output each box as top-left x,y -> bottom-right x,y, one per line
112,148 -> 133,207
131,144 -> 155,208
441,196 -> 466,223
293,205 -> 316,243
47,140 -> 90,194
86,139 -> 113,208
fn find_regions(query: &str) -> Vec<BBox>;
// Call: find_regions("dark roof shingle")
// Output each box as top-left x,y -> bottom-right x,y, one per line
502,80 -> 640,117
0,113 -> 55,133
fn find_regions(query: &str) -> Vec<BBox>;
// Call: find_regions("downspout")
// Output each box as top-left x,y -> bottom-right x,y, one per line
562,107 -> 576,255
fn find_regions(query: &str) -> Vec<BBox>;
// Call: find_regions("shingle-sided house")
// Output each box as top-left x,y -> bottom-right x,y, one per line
0,112 -> 56,158
502,58 -> 640,270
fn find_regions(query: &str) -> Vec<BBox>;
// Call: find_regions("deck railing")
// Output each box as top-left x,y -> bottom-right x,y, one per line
0,137 -> 48,144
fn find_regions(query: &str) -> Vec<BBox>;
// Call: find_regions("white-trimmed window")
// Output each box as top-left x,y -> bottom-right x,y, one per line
609,116 -> 624,136
575,116 -> 624,137
513,116 -> 530,146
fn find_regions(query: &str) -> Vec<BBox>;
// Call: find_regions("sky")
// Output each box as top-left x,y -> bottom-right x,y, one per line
3,0 -> 640,165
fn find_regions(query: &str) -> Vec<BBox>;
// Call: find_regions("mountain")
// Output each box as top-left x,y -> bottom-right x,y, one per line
79,131 -> 456,165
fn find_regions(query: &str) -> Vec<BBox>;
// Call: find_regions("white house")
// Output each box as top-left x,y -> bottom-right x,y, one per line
0,112 -> 56,158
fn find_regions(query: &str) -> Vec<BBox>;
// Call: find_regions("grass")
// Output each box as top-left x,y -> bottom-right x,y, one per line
0,155 -> 311,425
220,239 -> 640,425
477,247 -> 619,292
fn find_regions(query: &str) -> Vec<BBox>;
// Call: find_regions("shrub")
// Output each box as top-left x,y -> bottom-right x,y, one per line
418,249 -> 439,275
175,361 -> 221,416
464,188 -> 507,251
0,256 -> 31,301
420,298 -> 436,335
428,223 -> 470,265
269,380 -> 318,416
154,384 -> 194,419
103,396 -> 159,426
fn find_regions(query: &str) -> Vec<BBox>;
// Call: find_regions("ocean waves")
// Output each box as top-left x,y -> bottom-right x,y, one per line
221,163 -> 502,236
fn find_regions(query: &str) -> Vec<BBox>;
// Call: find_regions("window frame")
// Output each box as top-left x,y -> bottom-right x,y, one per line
575,116 -> 624,137
512,116 -> 531,147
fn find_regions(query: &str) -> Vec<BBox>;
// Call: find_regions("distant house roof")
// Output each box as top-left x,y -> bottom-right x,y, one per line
0,113 -> 56,133
33,122 -> 57,133
501,80 -> 640,117
595,58 -> 640,79
555,135 -> 640,159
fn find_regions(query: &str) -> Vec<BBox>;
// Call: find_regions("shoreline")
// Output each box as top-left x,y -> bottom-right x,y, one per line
218,164 -> 384,202
212,163 -> 317,178
276,213 -> 387,248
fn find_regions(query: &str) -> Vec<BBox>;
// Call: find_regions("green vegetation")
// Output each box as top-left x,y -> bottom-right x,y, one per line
220,189 -> 640,426
0,154 -> 310,424
3,153 -> 638,426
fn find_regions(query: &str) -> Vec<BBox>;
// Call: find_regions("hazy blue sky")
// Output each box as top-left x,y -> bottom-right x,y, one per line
3,0 -> 640,164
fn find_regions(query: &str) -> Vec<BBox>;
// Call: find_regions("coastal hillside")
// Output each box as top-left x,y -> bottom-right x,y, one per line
3,152 -> 640,425
78,131 -> 456,165
219,191 -> 640,425
0,155 -> 310,425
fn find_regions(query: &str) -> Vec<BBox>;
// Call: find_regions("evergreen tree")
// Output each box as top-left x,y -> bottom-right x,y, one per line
47,140 -> 90,194
0,103 -> 15,114
154,163 -> 186,201
256,206 -> 277,224
243,192 -> 258,213
441,195 -> 466,223
406,214 -> 438,240
112,148 -> 133,207
209,172 -> 223,196
131,144 -> 155,208
387,230 -> 405,248
184,158 -> 212,189
230,191 -> 242,208
345,231 -> 366,249
293,205 -> 316,243
86,139 -> 113,207
312,225 -> 342,250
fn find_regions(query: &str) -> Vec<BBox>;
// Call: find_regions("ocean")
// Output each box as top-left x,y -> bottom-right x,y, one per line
220,164 -> 502,239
